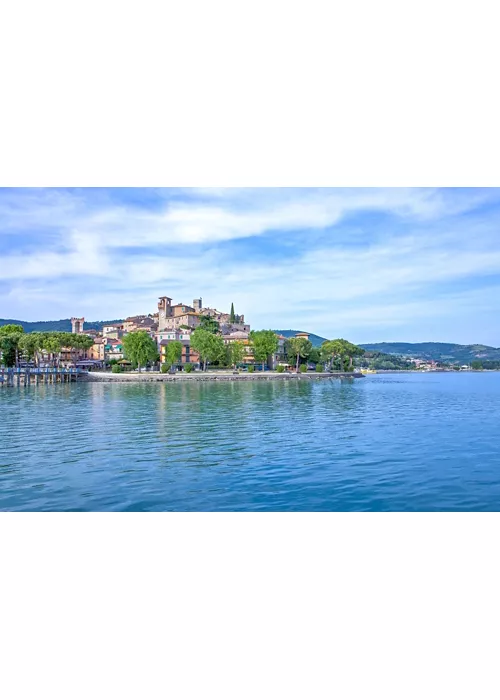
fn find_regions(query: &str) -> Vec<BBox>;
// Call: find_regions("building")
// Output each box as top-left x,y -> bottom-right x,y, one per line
102,323 -> 125,339
158,329 -> 200,367
89,337 -> 106,362
105,338 -> 124,362
123,315 -> 158,333
222,330 -> 254,364
272,334 -> 288,368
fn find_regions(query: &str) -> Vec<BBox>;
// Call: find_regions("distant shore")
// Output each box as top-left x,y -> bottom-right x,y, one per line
84,370 -> 364,383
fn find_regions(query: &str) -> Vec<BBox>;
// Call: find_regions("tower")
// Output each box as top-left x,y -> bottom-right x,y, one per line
193,297 -> 202,312
158,297 -> 173,331
71,317 -> 84,334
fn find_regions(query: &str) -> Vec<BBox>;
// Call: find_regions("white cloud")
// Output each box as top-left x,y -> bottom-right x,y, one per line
2,187 -> 500,344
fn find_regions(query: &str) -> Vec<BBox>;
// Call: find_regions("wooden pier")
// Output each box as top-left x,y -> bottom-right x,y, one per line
0,367 -> 87,387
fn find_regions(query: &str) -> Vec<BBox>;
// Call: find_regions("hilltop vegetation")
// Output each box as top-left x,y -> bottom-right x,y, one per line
360,342 -> 500,364
0,318 -> 124,333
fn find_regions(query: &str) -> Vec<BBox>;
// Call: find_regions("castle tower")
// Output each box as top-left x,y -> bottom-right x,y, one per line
193,297 -> 202,312
71,317 -> 84,334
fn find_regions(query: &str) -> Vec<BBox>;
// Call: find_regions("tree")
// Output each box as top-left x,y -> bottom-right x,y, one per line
0,324 -> 24,335
191,329 -> 225,370
198,315 -> 220,334
308,347 -> 321,365
165,340 -> 183,367
321,338 -> 364,371
250,330 -> 279,370
0,325 -> 25,367
471,360 -> 483,370
227,341 -> 245,368
122,331 -> 158,372
287,337 -> 312,373
230,303 -> 235,324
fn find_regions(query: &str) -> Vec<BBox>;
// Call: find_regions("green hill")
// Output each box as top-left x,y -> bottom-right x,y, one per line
360,342 -> 500,364
0,318 -> 124,333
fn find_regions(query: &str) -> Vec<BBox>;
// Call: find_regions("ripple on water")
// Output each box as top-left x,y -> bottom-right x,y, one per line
1,374 -> 500,511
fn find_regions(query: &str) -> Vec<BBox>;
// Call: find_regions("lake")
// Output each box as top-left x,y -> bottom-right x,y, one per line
1,373 -> 500,511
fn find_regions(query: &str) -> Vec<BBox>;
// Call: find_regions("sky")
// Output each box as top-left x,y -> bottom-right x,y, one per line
1,187 -> 500,345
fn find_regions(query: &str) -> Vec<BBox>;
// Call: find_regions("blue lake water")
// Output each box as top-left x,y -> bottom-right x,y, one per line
1,373 -> 500,511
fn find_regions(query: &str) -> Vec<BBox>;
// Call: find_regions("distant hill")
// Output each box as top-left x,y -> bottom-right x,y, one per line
360,342 -> 500,364
0,318 -> 124,333
272,330 -> 328,348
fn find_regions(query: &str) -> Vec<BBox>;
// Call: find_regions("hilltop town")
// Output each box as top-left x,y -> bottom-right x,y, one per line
66,295 -> 298,371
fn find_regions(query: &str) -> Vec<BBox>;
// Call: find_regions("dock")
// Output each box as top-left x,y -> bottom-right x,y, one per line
0,367 -> 87,387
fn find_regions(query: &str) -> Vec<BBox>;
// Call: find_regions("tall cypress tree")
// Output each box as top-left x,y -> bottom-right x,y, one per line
230,302 -> 235,323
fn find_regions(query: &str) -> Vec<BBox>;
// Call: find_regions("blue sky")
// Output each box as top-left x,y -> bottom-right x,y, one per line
1,187 -> 500,345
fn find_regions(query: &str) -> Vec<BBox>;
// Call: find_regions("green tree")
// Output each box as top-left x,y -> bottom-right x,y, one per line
0,324 -> 24,335
0,325 -> 25,367
230,303 -> 235,324
122,331 -> 158,372
308,347 -> 321,365
287,337 -> 313,373
250,330 -> 279,371
321,338 -> 364,371
19,332 -> 41,366
471,360 -> 483,370
191,328 -> 225,370
226,340 -> 245,368
198,315 -> 220,334
165,340 -> 183,367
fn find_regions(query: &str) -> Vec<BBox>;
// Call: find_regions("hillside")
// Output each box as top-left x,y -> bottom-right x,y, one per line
272,330 -> 328,347
0,318 -> 124,333
360,342 -> 500,364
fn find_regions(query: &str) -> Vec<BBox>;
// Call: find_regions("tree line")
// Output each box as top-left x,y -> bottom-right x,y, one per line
0,325 -> 93,368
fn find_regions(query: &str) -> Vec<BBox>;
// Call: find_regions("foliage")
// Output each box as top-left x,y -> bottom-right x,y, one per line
165,340 -> 183,366
247,365 -> 255,373
111,364 -> 122,373
359,342 -> 500,365
184,363 -> 193,373
122,331 -> 158,372
250,330 -> 278,370
299,364 -> 307,373
276,365 -> 285,373
198,315 -> 220,334
471,361 -> 483,370
0,324 -> 24,336
272,329 -> 328,348
226,341 -> 245,368
191,329 -> 225,370
358,351 -> 416,370
108,358 -> 119,366
286,337 -> 313,372
308,347 -> 321,364
2,329 -> 94,368
315,363 -> 324,372
0,318 -> 124,333
161,363 -> 169,373
321,339 -> 364,371
230,303 -> 235,324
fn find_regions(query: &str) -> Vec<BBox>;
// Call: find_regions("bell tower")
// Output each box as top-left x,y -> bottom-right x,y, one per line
158,297 -> 173,331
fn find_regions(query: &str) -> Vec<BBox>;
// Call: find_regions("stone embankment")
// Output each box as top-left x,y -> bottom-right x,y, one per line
84,371 -> 364,383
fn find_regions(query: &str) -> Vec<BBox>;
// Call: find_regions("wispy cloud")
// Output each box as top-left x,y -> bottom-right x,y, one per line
1,187 -> 500,344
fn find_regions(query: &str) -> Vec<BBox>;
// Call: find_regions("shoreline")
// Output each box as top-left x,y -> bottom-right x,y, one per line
83,371 -> 364,383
